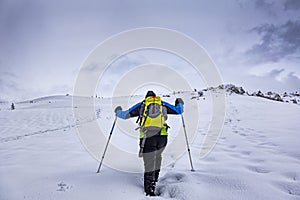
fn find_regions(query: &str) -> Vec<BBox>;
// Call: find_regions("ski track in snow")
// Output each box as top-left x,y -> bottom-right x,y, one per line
0,93 -> 300,200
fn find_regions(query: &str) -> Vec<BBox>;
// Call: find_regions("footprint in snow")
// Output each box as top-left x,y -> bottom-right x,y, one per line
273,181 -> 300,197
228,145 -> 237,149
249,158 -> 265,163
159,172 -> 187,184
258,142 -> 278,147
281,171 -> 299,181
245,165 -> 270,174
240,150 -> 252,156
220,136 -> 226,140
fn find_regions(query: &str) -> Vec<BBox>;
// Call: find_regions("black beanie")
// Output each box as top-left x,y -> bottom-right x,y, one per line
145,91 -> 156,98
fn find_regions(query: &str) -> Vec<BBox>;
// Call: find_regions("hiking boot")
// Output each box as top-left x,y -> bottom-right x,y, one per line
154,169 -> 160,183
146,191 -> 156,197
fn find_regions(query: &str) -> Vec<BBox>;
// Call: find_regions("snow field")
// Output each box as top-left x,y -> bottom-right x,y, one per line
0,93 -> 299,200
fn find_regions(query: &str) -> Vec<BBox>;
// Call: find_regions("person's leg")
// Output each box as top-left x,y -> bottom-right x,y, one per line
142,137 -> 156,196
154,136 -> 167,183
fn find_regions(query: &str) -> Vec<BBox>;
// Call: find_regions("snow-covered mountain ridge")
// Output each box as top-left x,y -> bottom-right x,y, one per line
199,84 -> 300,105
1,83 -> 299,107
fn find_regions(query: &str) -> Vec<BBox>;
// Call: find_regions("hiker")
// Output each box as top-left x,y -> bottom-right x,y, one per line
114,91 -> 184,196
11,103 -> 15,110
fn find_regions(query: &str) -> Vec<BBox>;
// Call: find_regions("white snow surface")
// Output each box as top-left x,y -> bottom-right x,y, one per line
0,92 -> 300,200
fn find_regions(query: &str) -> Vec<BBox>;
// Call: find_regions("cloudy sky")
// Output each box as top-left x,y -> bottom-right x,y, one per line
0,0 -> 299,101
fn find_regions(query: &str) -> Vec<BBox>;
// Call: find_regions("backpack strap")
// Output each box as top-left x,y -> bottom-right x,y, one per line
135,100 -> 146,130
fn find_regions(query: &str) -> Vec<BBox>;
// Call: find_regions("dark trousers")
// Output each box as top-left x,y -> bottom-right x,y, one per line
140,135 -> 167,194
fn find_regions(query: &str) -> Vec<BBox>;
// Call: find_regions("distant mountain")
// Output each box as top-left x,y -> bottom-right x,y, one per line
18,94 -> 72,104
200,84 -> 300,105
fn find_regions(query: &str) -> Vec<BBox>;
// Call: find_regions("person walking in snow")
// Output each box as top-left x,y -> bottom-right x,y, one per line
115,91 -> 184,196
11,103 -> 15,110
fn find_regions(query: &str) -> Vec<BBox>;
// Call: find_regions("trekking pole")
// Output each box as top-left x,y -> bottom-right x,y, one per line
96,115 -> 118,173
180,114 -> 195,172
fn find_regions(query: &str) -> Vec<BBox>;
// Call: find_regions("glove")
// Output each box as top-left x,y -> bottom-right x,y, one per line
114,106 -> 122,114
175,98 -> 184,105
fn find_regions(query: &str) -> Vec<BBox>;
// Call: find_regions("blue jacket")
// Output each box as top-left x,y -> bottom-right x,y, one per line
116,100 -> 183,120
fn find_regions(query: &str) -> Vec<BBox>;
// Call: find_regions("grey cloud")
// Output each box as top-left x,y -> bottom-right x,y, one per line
236,0 -> 278,15
246,20 -> 300,63
0,72 -> 18,89
255,0 -> 274,8
263,69 -> 300,92
268,68 -> 285,77
0,72 -> 21,101
254,0 -> 277,16
283,72 -> 300,91
284,0 -> 300,11
0,0 -> 46,42
83,53 -> 148,74
242,68 -> 300,93
84,63 -> 99,72
48,84 -> 72,95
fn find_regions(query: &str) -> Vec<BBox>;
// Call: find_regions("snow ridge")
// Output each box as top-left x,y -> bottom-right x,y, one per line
198,84 -> 300,105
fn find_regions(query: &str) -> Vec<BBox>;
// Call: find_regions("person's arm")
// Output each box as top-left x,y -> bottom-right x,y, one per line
115,102 -> 142,119
162,98 -> 184,114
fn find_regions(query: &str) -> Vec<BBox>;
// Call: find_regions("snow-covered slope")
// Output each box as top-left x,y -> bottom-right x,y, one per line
0,91 -> 299,200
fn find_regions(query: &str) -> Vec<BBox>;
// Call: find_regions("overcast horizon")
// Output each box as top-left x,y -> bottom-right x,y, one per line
1,0 -> 300,101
